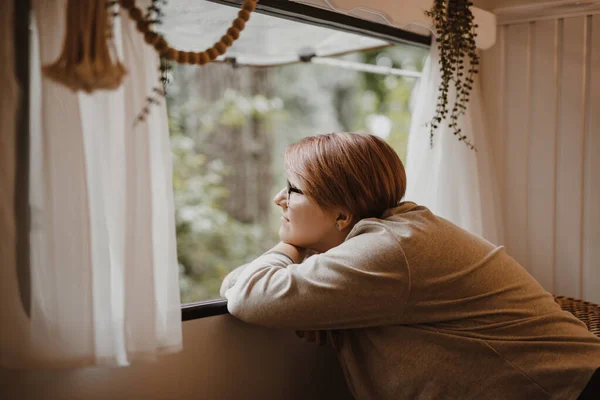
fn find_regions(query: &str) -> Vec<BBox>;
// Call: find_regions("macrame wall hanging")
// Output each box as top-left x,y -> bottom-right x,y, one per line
43,0 -> 127,92
43,0 -> 258,92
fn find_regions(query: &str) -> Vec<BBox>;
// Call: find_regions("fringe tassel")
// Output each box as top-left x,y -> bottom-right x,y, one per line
43,0 -> 127,93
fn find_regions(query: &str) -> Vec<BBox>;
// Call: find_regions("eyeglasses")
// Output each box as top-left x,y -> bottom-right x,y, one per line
286,180 -> 303,202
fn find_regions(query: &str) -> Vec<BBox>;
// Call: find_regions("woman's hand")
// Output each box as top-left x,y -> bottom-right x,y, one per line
295,330 -> 343,350
295,330 -> 327,346
270,241 -> 308,264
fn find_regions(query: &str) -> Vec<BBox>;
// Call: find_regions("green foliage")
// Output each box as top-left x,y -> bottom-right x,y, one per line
170,115 -> 276,303
212,89 -> 284,129
349,47 -> 427,163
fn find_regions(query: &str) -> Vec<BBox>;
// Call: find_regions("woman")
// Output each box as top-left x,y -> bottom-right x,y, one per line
220,132 -> 600,399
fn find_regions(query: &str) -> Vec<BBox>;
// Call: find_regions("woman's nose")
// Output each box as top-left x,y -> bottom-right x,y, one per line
273,187 -> 287,208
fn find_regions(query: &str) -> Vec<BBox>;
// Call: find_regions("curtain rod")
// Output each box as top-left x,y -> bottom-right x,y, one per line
218,55 -> 422,77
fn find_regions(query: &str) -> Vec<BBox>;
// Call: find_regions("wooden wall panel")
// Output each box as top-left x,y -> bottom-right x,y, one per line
554,17 -> 586,298
527,20 -> 558,292
504,23 -> 531,269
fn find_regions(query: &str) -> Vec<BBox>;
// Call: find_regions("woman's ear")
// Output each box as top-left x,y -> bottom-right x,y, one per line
335,212 -> 354,231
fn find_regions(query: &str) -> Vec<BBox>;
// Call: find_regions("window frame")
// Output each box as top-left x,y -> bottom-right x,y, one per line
182,299 -> 229,321
14,0 -> 430,323
179,0 -> 431,321
207,0 -> 432,48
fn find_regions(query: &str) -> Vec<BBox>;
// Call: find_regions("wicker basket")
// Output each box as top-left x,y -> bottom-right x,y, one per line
554,296 -> 600,338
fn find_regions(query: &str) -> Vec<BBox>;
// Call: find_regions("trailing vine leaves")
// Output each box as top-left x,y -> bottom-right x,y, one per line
425,0 -> 479,151
134,57 -> 171,126
145,0 -> 168,28
107,1 -> 120,31
134,1 -> 170,126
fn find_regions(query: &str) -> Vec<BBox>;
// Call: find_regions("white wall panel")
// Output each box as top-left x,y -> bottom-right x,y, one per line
504,23 -> 531,270
555,17 -> 586,298
481,26 -> 506,234
582,15 -> 600,302
527,20 -> 558,292
481,13 -> 600,303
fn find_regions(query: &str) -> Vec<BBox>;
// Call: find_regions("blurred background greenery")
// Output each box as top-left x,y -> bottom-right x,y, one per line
166,45 -> 428,303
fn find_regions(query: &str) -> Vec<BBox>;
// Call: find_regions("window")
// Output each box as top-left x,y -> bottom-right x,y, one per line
167,43 -> 427,304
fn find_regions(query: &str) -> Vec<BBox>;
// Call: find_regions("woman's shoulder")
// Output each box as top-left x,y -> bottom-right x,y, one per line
356,202 -> 436,231
348,203 -> 428,237
380,201 -> 428,219
348,201 -> 451,249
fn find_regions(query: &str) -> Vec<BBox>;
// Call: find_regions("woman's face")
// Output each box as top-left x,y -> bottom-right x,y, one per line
273,178 -> 347,254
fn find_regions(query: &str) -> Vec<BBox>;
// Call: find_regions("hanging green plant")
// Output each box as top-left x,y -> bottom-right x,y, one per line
425,0 -> 479,151
134,0 -> 171,126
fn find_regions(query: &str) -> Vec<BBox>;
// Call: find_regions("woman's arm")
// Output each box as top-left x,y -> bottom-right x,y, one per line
266,242 -> 307,264
220,263 -> 249,298
223,222 -> 411,330
219,242 -> 308,297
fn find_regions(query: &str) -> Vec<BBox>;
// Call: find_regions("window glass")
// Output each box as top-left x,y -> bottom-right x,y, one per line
167,45 -> 428,303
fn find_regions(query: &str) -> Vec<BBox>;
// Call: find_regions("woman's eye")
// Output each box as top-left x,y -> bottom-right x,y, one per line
286,180 -> 303,196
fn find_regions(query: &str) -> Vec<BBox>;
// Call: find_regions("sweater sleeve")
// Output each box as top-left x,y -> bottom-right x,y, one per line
220,263 -> 249,297
223,222 -> 410,330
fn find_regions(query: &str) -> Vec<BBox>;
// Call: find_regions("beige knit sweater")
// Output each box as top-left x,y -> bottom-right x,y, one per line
221,202 -> 600,399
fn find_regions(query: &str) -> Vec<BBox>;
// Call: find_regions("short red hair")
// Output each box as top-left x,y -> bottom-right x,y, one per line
284,132 -> 406,220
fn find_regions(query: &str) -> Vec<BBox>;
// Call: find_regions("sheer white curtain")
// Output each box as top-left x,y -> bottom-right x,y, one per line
0,0 -> 181,369
405,40 -> 503,245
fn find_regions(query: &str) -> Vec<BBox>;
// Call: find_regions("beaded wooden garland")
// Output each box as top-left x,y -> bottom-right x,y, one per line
118,0 -> 257,65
